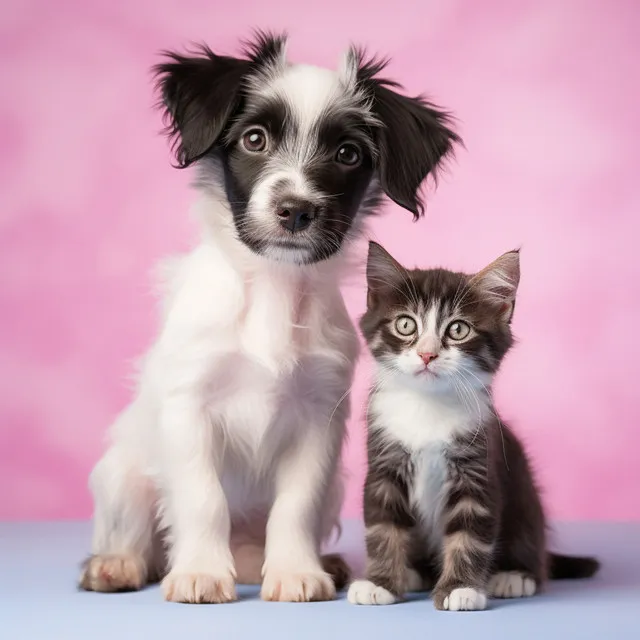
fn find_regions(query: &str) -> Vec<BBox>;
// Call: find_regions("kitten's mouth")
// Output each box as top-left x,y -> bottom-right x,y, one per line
419,367 -> 438,378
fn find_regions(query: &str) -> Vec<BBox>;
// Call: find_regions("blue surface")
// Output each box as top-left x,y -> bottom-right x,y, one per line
1,520 -> 639,639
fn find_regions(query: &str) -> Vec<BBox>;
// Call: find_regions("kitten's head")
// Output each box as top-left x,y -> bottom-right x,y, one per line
360,242 -> 520,394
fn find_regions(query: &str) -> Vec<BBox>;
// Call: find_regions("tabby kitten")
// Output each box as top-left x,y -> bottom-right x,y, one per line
348,242 -> 599,610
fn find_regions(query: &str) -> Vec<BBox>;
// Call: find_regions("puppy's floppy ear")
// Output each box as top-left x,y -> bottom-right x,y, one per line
366,241 -> 406,309
154,47 -> 250,167
350,49 -> 461,219
154,31 -> 287,167
471,249 -> 521,323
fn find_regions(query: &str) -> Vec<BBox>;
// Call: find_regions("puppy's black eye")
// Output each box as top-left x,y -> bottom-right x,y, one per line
335,143 -> 361,167
242,127 -> 268,153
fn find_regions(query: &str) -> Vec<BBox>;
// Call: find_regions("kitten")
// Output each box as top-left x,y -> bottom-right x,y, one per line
348,242 -> 599,610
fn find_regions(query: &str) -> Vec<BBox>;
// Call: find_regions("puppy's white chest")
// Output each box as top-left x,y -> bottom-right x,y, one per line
237,268 -> 307,374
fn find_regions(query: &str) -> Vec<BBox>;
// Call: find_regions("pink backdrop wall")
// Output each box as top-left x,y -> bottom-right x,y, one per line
1,0 -> 639,521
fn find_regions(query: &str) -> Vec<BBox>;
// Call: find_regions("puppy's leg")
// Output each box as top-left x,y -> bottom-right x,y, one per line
159,397 -> 235,604
261,426 -> 340,602
79,408 -> 157,592
232,532 -> 352,588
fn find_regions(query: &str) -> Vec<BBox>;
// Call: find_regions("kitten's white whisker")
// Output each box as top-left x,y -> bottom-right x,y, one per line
366,275 -> 420,308
325,384 -> 355,434
456,366 -> 508,470
367,237 -> 421,309
452,371 -> 487,454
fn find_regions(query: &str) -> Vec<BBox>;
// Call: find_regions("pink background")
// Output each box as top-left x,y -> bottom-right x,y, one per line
1,0 -> 639,521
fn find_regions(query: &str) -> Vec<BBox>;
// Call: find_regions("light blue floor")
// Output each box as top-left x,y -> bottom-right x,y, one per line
1,520 -> 639,639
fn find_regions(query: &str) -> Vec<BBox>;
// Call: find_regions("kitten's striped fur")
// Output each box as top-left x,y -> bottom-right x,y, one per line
349,243 -> 599,610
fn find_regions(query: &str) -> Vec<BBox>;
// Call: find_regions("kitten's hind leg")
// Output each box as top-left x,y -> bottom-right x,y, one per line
408,546 -> 439,592
488,571 -> 537,598
406,567 -> 426,592
79,437 -> 159,592
489,501 -> 546,598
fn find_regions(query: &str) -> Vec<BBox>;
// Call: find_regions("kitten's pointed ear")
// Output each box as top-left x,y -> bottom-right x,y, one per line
366,241 -> 405,308
348,48 -> 462,219
472,250 -> 521,323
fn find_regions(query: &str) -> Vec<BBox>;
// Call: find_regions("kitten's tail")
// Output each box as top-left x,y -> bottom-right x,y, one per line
322,553 -> 351,590
547,552 -> 600,580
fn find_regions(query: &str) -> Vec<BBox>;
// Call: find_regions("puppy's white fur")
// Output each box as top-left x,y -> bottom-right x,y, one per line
85,127 -> 360,603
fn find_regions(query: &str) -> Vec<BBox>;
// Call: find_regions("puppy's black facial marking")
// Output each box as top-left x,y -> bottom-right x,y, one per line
213,92 -> 379,263
219,98 -> 292,254
226,97 -> 293,145
301,111 -> 377,259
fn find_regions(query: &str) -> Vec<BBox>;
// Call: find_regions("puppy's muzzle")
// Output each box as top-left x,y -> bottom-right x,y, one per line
276,198 -> 319,233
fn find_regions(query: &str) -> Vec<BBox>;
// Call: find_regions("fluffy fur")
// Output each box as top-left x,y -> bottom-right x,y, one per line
79,32 -> 459,603
348,243 -> 599,610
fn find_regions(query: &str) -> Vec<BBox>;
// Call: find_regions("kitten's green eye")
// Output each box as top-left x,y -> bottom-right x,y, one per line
395,315 -> 417,336
446,320 -> 471,341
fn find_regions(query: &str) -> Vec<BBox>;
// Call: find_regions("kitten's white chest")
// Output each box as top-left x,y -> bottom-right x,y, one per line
371,383 -> 476,450
372,383 -> 479,548
410,444 -> 448,547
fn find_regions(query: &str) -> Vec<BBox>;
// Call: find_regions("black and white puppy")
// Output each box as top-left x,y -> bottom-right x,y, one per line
79,32 -> 460,603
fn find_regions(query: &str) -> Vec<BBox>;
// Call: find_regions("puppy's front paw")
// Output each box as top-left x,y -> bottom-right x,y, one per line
79,554 -> 147,592
162,572 -> 236,604
434,586 -> 487,611
347,580 -> 397,605
261,569 -> 335,602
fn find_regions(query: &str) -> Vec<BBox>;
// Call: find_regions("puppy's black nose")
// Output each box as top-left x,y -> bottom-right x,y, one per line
276,200 -> 318,233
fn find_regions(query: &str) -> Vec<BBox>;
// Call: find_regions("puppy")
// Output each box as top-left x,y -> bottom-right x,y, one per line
79,32 -> 460,603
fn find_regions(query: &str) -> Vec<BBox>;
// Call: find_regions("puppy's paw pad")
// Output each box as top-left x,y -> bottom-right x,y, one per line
162,572 -> 236,604
488,572 -> 536,598
442,587 -> 487,611
261,570 -> 335,602
79,554 -> 146,592
347,580 -> 397,605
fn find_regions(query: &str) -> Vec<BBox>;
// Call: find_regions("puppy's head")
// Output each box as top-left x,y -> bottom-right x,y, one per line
155,32 -> 460,264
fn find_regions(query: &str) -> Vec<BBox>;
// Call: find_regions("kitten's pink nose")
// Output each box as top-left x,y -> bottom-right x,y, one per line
419,352 -> 438,365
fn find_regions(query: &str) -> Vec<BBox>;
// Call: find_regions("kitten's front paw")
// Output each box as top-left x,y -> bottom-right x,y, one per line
347,580 -> 398,605
261,569 -> 335,602
162,571 -> 236,604
434,587 -> 487,611
488,572 -> 536,598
